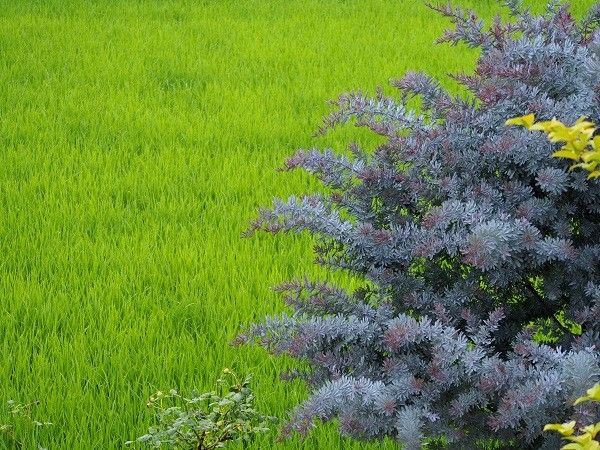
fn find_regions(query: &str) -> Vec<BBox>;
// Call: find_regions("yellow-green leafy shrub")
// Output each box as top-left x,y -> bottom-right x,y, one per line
543,384 -> 600,450
506,114 -> 600,178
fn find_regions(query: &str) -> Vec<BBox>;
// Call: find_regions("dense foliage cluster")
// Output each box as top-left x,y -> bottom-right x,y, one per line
239,1 -> 600,448
127,370 -> 275,449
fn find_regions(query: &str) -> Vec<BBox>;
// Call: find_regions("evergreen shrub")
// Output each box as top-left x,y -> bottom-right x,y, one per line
238,1 -> 600,448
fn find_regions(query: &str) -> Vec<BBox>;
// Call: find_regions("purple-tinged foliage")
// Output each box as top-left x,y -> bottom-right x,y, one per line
239,2 -> 600,448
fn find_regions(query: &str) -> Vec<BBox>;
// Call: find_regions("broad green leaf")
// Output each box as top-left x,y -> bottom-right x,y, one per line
560,444 -> 584,450
581,152 -> 600,163
572,117 -> 596,136
575,384 -> 600,405
548,127 -> 577,143
545,421 -> 577,436
506,113 -> 536,129
572,161 -> 599,172
565,433 -> 595,445
553,149 -> 581,160
586,384 -> 600,401
530,117 -> 563,131
582,423 -> 600,439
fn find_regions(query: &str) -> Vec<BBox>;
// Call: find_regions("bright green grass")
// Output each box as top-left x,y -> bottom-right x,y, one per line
0,0 -> 596,448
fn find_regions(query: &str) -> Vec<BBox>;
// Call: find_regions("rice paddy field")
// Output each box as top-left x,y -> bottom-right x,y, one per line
0,0 -> 597,448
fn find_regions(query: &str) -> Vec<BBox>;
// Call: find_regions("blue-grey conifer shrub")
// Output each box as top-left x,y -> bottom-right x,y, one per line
237,2 -> 600,448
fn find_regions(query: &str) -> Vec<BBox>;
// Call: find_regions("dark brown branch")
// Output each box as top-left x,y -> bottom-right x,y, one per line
521,280 -> 572,335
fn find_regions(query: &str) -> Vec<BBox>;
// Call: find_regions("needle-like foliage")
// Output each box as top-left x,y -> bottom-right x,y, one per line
240,1 -> 600,448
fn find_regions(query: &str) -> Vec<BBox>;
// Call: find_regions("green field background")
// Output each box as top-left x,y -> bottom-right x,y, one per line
0,0 -> 596,448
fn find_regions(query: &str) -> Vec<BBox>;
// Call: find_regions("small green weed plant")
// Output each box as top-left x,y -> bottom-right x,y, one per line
126,369 -> 277,449
0,400 -> 52,449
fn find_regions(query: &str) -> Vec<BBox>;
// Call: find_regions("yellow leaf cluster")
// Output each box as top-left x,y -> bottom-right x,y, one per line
575,385 -> 600,406
506,114 -> 600,179
543,384 -> 600,450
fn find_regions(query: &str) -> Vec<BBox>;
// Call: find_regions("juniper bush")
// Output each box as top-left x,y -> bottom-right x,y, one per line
238,1 -> 600,448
